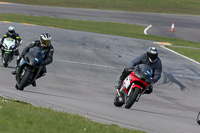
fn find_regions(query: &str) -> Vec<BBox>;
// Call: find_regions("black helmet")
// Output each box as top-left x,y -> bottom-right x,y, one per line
8,26 -> 15,35
146,47 -> 158,63
40,33 -> 51,47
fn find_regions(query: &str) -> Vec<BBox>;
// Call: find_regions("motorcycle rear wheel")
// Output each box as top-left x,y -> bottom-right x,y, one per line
197,112 -> 200,125
114,93 -> 124,107
125,87 -> 141,109
18,70 -> 32,91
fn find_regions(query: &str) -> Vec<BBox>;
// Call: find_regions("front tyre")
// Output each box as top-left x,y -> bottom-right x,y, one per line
197,112 -> 200,125
18,70 -> 32,91
125,87 -> 141,109
3,54 -> 11,67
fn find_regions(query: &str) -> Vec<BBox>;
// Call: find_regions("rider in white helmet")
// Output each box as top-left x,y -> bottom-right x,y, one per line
12,33 -> 54,87
0,26 -> 23,56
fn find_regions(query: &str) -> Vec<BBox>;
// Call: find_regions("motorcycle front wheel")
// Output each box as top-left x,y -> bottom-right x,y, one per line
197,112 -> 200,125
18,70 -> 32,91
3,53 -> 11,67
125,87 -> 141,109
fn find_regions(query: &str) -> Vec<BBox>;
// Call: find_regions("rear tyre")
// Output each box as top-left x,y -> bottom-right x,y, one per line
125,87 -> 141,109
18,70 -> 32,91
15,84 -> 19,90
114,93 -> 123,107
197,112 -> 200,125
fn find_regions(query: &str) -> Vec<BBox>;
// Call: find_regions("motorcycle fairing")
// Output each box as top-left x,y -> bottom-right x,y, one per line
16,47 -> 44,86
2,38 -> 16,51
123,71 -> 151,94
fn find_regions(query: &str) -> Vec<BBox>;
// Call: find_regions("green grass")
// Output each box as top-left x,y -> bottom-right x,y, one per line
165,46 -> 200,62
3,0 -> 200,15
0,97 -> 143,133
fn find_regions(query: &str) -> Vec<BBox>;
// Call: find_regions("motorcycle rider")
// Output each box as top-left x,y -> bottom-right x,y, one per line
12,33 -> 54,87
0,26 -> 23,56
115,47 -> 162,95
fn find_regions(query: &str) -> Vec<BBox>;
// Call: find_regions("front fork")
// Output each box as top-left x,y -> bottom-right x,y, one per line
127,83 -> 144,102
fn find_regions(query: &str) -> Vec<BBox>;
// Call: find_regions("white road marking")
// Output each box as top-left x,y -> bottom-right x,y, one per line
160,45 -> 200,65
144,25 -> 152,35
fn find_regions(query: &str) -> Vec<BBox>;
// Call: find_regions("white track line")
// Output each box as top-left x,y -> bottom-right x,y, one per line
160,45 -> 200,65
144,25 -> 152,35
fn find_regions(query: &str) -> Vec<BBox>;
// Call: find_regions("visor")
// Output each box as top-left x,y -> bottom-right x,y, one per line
41,40 -> 51,47
9,30 -> 15,33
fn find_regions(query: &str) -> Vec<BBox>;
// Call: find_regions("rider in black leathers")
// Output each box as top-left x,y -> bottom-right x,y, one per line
0,26 -> 23,56
12,33 -> 54,87
115,47 -> 162,94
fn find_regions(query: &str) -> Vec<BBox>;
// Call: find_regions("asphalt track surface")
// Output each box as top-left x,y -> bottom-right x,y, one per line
0,3 -> 200,133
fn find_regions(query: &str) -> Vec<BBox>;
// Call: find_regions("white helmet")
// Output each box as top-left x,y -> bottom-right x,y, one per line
40,33 -> 51,47
8,26 -> 15,35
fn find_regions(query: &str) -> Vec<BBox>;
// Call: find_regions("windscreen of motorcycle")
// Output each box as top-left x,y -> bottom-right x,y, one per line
26,47 -> 44,66
3,37 -> 16,50
134,64 -> 153,83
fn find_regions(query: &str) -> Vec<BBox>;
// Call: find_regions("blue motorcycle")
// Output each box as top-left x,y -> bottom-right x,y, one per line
15,46 -> 44,91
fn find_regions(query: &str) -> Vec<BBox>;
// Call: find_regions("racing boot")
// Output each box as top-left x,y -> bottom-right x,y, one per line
32,72 -> 46,87
11,67 -> 18,75
144,85 -> 153,94
115,68 -> 133,90
32,80 -> 36,87
11,71 -> 16,75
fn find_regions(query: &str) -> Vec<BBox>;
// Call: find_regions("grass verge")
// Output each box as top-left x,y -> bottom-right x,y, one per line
2,0 -> 200,15
1,13 -> 200,62
0,97 -> 144,133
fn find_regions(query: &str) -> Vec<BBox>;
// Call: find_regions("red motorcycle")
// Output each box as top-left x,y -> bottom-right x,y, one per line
114,64 -> 153,109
